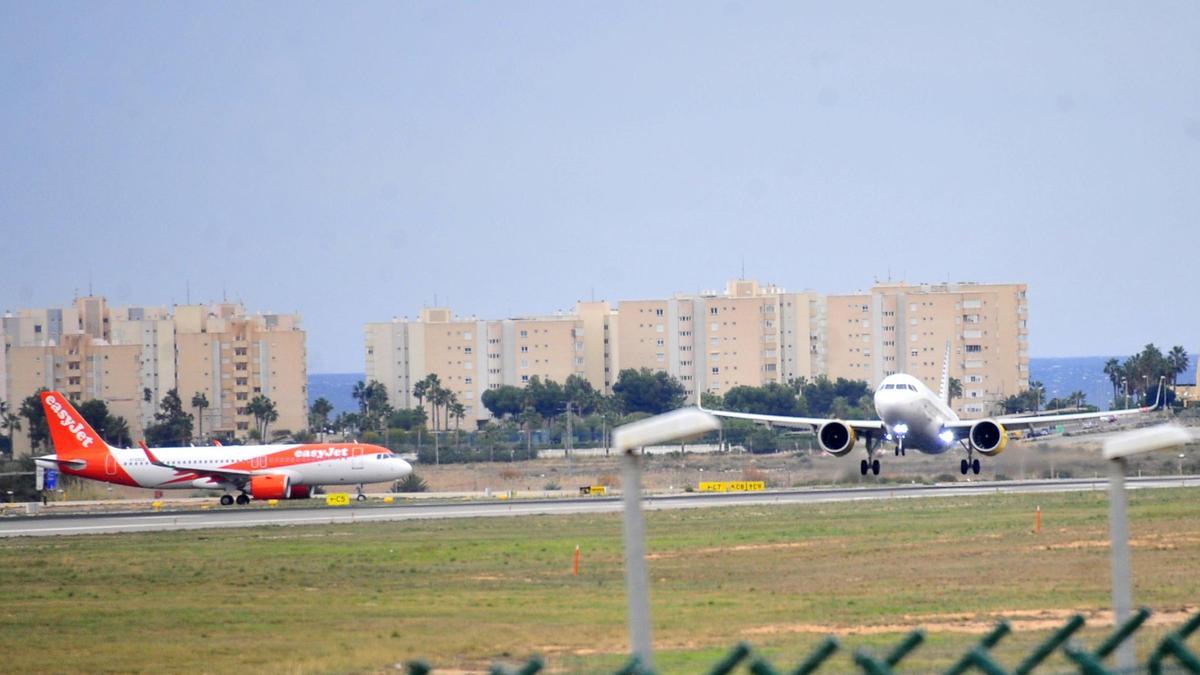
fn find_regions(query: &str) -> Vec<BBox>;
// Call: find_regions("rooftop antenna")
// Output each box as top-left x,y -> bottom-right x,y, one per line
222,281 -> 227,302
88,272 -> 93,296
740,256 -> 746,280
186,280 -> 191,305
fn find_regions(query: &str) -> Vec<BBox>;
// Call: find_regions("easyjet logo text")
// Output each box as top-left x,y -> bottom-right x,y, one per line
45,394 -> 96,448
294,447 -> 350,459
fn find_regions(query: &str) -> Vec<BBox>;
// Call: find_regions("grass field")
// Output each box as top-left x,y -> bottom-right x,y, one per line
2,488 -> 1198,673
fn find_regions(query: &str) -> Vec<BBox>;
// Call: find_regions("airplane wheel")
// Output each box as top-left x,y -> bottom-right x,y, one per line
220,494 -> 234,506
236,494 -> 250,505
860,459 -> 869,476
871,459 -> 881,476
356,494 -> 367,502
972,459 -> 981,475
901,447 -> 907,457
960,459 -> 969,475
894,447 -> 899,457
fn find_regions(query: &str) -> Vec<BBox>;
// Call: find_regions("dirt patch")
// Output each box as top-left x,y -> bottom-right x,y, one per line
1040,533 -> 1200,552
743,606 -> 1200,637
646,541 -> 814,560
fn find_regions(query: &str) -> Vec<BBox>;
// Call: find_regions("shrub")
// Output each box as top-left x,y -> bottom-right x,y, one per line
393,473 -> 429,493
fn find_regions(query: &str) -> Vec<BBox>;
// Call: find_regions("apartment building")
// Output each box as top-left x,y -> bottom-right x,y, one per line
367,279 -> 1028,426
2,296 -> 307,456
365,303 -> 616,426
615,280 -> 825,401
825,282 -> 1029,415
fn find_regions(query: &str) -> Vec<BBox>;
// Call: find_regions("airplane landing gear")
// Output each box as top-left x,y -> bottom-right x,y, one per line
861,457 -> 882,476
220,494 -> 234,506
235,493 -> 251,505
355,484 -> 367,502
960,456 -> 982,475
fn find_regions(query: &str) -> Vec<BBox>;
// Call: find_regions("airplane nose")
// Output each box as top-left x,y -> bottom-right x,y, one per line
397,460 -> 413,478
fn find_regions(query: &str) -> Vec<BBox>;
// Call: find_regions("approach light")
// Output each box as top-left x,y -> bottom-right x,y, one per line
893,423 -> 909,435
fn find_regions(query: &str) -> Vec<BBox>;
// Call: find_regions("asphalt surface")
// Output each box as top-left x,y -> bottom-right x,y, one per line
1,476 -> 1196,538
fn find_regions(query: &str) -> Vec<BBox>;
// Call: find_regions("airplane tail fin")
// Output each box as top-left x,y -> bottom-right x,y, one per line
40,391 -> 113,460
938,341 -> 952,404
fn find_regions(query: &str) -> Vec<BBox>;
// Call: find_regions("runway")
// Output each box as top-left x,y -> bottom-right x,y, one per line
2,476 -> 1196,538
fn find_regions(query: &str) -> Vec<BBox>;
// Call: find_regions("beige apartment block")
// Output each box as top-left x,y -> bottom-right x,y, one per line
366,303 -> 616,427
825,282 -> 1028,416
3,296 -> 308,455
616,280 -> 824,401
174,305 -> 307,440
367,279 -> 1028,425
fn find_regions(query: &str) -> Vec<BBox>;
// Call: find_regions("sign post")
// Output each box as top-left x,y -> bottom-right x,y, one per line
612,408 -> 719,670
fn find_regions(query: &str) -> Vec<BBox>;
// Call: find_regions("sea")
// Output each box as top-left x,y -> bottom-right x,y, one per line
309,356 -> 1198,415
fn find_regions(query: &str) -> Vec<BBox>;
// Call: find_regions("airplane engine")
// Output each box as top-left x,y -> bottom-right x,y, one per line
288,485 -> 312,499
249,474 -> 292,500
818,421 -> 857,457
969,420 -> 1008,456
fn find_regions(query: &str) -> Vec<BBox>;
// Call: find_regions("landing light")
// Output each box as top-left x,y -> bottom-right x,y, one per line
893,423 -> 909,435
939,429 -> 956,444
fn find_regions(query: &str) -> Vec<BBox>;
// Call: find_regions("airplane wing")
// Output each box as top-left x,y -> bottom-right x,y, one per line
695,402 -> 884,432
140,442 -> 252,483
942,380 -> 1164,434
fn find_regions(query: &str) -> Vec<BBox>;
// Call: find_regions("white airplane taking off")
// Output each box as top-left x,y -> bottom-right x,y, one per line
34,391 -> 413,504
699,348 -> 1164,476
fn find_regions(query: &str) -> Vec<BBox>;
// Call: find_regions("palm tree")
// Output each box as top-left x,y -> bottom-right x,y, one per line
1103,358 -> 1122,405
432,385 -> 451,431
0,400 -> 20,458
449,401 -> 466,443
191,392 -> 209,441
1168,345 -> 1190,395
947,377 -> 963,402
309,397 -> 333,437
247,395 -> 279,440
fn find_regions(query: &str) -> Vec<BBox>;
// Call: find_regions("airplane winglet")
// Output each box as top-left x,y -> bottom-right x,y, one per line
140,441 -> 165,466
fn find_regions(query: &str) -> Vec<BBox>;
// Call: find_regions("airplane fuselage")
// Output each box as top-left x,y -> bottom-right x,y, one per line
38,443 -> 411,491
872,373 -> 959,454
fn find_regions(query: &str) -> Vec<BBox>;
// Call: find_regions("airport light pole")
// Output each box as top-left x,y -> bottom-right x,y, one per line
612,408 -> 720,671
1102,424 -> 1194,672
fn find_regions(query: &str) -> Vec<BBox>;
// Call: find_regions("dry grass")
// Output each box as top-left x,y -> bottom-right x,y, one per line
1,488 -> 1198,673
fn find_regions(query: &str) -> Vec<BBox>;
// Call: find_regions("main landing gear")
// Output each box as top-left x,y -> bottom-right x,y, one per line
862,434 -> 882,476
859,458 -> 881,476
220,493 -> 252,506
960,457 -> 981,475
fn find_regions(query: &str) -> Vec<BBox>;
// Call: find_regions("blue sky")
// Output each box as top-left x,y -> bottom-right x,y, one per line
2,2 -> 1197,372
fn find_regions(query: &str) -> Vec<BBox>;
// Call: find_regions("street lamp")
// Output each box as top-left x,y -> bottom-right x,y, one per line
612,408 -> 720,670
1102,424 -> 1195,671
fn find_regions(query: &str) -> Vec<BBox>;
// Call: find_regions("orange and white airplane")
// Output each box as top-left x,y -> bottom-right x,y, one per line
34,391 -> 413,505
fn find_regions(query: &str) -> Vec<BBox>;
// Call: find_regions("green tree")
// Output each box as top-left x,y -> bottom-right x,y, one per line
1103,357 -> 1123,406
191,391 -> 209,441
481,385 -> 526,419
1168,345 -> 1190,393
19,389 -> 51,452
0,400 -> 20,458
563,375 -> 600,415
76,399 -> 133,448
309,397 -> 334,433
246,395 -> 279,440
144,389 -> 193,447
612,368 -> 686,415
947,377 -> 963,402
388,407 -> 428,431
352,380 -> 390,431
722,382 -> 805,416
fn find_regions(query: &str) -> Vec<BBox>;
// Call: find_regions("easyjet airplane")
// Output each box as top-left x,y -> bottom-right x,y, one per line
700,348 -> 1164,476
34,391 -> 413,505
